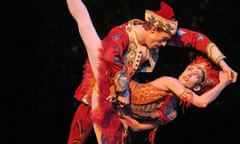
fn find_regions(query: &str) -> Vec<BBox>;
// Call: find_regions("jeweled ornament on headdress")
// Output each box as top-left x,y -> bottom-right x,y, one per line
145,2 -> 178,35
191,56 -> 220,94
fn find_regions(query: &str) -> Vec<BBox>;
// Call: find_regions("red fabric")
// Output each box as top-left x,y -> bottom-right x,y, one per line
90,46 -> 123,144
156,93 -> 174,123
74,23 -> 130,102
68,104 -> 92,144
70,18 -> 218,144
179,92 -> 193,114
155,1 -> 175,20
101,23 -> 130,75
172,28 -> 212,54
90,24 -> 130,144
74,59 -> 95,103
148,127 -> 158,144
71,23 -> 130,143
191,56 -> 220,94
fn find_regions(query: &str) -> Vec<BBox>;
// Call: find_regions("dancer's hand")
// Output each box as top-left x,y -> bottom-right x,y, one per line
219,71 -> 232,86
106,85 -> 117,103
117,95 -> 130,107
219,60 -> 238,83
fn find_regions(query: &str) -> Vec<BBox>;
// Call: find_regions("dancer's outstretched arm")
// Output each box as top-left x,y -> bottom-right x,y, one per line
150,71 -> 231,108
120,71 -> 232,132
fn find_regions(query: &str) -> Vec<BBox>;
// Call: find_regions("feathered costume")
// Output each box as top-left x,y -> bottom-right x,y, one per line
66,1 -> 226,144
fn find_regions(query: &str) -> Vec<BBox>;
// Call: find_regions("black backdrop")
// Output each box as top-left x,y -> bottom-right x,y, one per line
14,0 -> 240,144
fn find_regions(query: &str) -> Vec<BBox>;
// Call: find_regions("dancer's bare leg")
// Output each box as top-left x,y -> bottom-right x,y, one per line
66,0 -> 101,78
66,0 -> 104,143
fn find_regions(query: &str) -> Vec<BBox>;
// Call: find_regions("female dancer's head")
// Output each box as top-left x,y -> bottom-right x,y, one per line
178,56 -> 219,93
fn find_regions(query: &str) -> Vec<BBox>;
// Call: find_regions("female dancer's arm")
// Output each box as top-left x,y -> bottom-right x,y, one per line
151,71 -> 231,108
120,71 -> 231,132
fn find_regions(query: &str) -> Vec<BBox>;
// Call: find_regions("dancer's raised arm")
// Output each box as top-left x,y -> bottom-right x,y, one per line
155,71 -> 231,108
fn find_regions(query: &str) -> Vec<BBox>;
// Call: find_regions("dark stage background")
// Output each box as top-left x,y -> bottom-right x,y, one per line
15,0 -> 240,144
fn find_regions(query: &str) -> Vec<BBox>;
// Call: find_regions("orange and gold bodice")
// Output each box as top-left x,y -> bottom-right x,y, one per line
130,80 -> 173,105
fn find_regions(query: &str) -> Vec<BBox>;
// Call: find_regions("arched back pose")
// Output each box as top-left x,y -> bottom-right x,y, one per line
117,55 -> 232,144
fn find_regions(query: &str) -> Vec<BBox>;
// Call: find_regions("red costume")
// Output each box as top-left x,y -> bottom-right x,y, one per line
67,2 -> 225,144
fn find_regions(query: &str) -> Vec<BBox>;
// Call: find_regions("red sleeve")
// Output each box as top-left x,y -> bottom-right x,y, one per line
170,27 -> 213,54
101,24 -> 130,77
90,24 -> 130,142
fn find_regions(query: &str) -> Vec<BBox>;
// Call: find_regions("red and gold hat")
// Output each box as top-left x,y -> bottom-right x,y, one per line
145,1 -> 178,35
191,56 -> 220,94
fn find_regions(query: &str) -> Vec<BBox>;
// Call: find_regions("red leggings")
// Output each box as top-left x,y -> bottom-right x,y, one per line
67,103 -> 92,144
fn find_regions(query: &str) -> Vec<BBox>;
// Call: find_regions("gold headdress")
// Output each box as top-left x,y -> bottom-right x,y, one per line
145,2 -> 178,35
191,56 -> 220,94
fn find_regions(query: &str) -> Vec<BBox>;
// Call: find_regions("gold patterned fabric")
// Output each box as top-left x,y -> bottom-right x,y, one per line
130,81 -> 172,105
145,10 -> 178,35
206,43 -> 226,65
